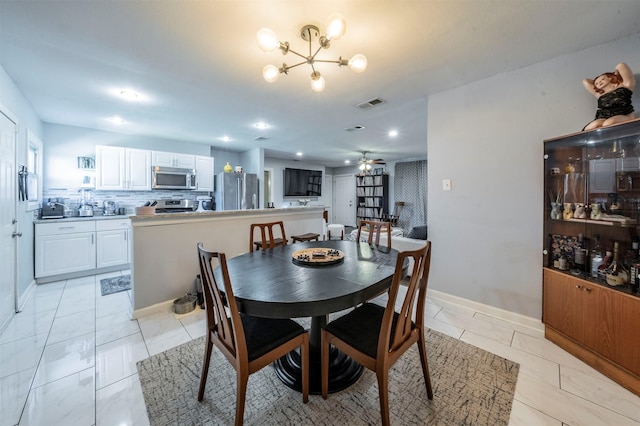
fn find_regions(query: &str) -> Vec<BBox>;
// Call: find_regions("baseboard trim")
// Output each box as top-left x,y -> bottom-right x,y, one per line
17,279 -> 37,313
428,289 -> 543,332
131,299 -> 174,320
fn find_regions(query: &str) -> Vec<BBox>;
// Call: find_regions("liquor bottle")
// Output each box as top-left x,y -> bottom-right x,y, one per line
590,234 -> 603,278
598,248 -> 612,281
573,233 -> 588,276
605,242 -> 629,286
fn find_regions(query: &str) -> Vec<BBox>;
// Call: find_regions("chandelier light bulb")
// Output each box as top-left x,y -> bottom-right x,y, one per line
263,64 -> 280,83
349,54 -> 368,73
326,14 -> 346,40
257,28 -> 279,52
311,72 -> 325,92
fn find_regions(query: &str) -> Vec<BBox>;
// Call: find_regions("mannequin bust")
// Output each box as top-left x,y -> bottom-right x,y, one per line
583,62 -> 636,131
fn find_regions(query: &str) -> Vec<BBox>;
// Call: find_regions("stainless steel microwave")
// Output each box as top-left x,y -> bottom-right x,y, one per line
152,166 -> 197,190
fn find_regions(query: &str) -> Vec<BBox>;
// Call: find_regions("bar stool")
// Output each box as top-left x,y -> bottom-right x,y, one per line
291,233 -> 320,244
250,221 -> 287,252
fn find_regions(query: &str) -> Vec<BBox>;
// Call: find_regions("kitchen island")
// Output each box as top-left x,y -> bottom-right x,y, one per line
129,206 -> 325,318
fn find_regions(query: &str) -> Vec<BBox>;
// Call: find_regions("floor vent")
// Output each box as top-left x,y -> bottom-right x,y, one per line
355,97 -> 385,109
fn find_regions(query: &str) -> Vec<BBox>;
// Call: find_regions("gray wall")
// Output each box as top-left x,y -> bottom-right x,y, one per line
427,33 -> 640,319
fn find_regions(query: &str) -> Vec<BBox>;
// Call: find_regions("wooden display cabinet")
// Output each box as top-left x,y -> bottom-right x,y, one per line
543,118 -> 640,397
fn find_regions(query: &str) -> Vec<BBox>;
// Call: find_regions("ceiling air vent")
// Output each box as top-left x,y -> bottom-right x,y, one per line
344,125 -> 365,132
355,97 -> 385,109
253,136 -> 269,141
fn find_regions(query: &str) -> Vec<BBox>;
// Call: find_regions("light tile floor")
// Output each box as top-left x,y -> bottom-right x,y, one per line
1,270 -> 639,425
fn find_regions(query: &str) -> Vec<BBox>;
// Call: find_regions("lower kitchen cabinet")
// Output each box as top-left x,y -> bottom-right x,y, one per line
96,219 -> 131,268
543,268 -> 640,396
35,221 -> 96,277
35,218 -> 131,281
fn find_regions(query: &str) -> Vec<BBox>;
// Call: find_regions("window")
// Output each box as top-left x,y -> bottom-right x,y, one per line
26,130 -> 43,211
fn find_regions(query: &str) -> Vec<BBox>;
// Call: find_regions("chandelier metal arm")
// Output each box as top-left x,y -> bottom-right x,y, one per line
281,61 -> 308,73
314,59 -> 348,66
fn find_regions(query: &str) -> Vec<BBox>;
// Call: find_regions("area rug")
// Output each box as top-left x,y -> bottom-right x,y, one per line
100,274 -> 131,296
137,328 -> 519,425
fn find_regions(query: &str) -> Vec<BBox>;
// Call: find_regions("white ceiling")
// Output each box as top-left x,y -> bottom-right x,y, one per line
1,1 -> 639,167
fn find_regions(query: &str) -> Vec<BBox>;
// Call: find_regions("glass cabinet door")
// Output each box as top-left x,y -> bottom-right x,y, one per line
544,119 -> 640,296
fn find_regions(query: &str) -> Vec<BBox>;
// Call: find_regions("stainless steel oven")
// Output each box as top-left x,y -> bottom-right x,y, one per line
152,166 -> 197,190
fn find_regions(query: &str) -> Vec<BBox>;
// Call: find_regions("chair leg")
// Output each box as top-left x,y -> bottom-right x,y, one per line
376,369 -> 390,426
321,329 -> 329,399
417,333 -> 434,400
235,372 -> 248,426
198,337 -> 213,401
301,333 -> 309,403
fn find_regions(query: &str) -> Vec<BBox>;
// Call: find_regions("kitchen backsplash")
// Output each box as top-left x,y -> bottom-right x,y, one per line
42,188 -> 211,216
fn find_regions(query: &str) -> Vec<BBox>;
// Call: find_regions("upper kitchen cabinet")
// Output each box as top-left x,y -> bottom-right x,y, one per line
195,155 -> 214,192
96,145 -> 152,191
151,151 -> 196,169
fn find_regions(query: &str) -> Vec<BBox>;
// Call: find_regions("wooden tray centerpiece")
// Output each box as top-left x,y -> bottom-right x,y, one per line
292,247 -> 345,266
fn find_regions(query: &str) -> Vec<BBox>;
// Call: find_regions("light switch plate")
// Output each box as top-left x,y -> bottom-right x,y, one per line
442,179 -> 452,191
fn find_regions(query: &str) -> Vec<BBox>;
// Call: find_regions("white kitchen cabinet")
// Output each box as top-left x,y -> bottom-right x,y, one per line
96,145 -> 151,190
151,151 -> 195,169
195,155 -> 214,192
126,148 -> 152,190
35,221 -> 96,278
96,219 -> 131,268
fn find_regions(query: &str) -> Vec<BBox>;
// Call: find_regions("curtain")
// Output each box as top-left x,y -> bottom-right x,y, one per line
394,160 -> 427,231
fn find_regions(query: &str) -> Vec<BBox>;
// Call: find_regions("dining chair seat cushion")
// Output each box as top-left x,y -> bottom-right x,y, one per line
240,313 -> 305,361
324,303 -> 406,359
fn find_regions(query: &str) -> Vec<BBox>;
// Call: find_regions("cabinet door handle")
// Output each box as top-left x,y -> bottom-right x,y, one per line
59,226 -> 75,230
584,287 -> 592,292
91,234 -> 94,244
576,285 -> 583,289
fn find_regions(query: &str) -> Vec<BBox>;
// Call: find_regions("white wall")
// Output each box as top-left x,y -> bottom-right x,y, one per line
427,33 -> 640,319
264,157 -> 329,208
0,66 -> 43,302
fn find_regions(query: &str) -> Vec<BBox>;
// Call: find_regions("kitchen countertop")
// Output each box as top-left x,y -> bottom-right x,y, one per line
130,206 -> 326,220
34,214 -> 132,224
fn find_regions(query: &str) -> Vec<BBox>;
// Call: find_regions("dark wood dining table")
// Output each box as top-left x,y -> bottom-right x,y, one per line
214,239 -> 403,394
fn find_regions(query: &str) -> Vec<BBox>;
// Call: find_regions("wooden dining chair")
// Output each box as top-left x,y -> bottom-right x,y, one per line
196,243 -> 309,425
321,242 -> 433,426
249,221 -> 288,252
356,219 -> 392,248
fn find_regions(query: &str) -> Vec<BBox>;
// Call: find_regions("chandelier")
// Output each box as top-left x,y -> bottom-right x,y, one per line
256,14 -> 367,92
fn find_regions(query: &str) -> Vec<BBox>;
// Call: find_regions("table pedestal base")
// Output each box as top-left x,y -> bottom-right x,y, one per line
274,346 -> 363,394
274,314 -> 363,394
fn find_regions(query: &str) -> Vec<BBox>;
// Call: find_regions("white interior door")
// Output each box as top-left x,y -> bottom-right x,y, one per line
333,174 -> 356,227
0,109 -> 17,327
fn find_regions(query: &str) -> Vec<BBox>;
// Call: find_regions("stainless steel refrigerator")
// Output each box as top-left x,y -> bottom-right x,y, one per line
215,172 -> 259,210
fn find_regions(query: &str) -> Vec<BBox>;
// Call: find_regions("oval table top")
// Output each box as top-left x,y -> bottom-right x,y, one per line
218,239 -> 401,319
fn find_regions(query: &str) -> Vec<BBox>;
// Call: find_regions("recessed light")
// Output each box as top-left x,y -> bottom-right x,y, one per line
219,135 -> 232,142
344,160 -> 351,164
107,116 -> 126,125
254,122 -> 269,130
296,152 -> 303,157
119,90 -> 139,101
388,130 -> 398,137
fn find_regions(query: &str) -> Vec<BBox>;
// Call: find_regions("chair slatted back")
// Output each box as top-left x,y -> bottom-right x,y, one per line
356,219 -> 392,247
379,242 -> 431,358
197,243 -> 248,362
249,221 -> 288,252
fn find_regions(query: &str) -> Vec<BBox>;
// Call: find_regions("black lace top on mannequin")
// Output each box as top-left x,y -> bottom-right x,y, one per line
595,87 -> 634,119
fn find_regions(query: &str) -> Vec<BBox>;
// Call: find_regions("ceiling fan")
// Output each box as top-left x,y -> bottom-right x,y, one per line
357,151 -> 385,171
